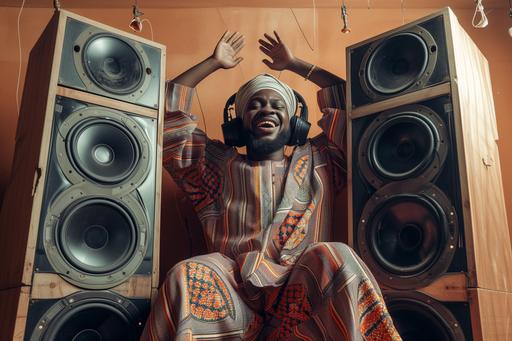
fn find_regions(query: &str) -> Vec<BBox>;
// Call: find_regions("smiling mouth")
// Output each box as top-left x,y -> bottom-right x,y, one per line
256,120 -> 277,128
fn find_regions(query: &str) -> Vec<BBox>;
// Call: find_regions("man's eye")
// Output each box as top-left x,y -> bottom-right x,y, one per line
248,101 -> 261,110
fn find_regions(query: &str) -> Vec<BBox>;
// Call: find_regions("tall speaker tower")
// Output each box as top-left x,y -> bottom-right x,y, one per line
0,10 -> 165,340
347,8 -> 512,341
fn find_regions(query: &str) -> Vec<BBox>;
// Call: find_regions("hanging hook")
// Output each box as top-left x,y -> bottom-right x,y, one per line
341,1 -> 351,33
472,0 -> 489,28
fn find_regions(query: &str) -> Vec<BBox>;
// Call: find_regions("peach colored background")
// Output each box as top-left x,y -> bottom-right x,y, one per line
0,3 -> 510,276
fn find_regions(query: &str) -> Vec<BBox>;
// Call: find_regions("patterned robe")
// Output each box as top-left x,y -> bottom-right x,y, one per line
141,82 -> 401,341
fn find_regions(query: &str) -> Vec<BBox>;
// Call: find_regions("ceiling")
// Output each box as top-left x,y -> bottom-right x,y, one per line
1,0 -> 509,9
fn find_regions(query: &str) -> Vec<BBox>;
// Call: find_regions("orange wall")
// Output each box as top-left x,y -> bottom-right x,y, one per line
0,5 -> 511,271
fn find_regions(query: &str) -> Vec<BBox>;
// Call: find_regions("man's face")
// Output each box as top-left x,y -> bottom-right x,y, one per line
241,88 -> 291,156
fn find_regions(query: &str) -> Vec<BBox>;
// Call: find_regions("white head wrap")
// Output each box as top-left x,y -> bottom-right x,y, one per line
234,73 -> 297,118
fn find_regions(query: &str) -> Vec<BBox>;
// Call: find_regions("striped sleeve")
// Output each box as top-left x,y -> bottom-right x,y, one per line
163,82 -> 206,173
316,82 -> 347,152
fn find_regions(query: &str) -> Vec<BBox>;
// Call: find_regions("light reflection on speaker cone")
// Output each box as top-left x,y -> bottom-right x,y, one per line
359,26 -> 438,99
358,105 -> 448,188
44,187 -> 148,289
56,106 -> 151,193
384,292 -> 466,341
29,291 -> 143,341
357,181 -> 458,289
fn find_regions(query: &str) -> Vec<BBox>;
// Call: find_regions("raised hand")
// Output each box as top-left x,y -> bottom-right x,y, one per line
212,31 -> 245,69
259,31 -> 295,71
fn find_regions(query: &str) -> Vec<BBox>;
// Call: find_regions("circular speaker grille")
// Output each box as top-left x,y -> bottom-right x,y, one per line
29,291 -> 143,341
367,33 -> 428,94
359,26 -> 438,99
83,35 -> 143,95
385,292 -> 466,341
73,28 -> 152,102
67,118 -> 140,185
58,198 -> 137,274
357,181 -> 458,289
358,105 -> 448,189
44,187 -> 148,289
56,106 -> 151,194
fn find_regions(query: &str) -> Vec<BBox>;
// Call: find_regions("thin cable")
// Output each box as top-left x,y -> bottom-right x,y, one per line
141,18 -> 154,40
195,88 -> 208,135
16,0 -> 26,117
400,0 -> 405,24
290,0 -> 317,52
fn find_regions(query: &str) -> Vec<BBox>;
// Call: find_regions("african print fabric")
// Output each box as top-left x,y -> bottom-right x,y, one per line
141,82 -> 401,340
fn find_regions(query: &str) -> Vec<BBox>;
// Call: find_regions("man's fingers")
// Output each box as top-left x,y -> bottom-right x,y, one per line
219,30 -> 230,42
258,39 -> 274,50
226,31 -> 239,43
231,34 -> 245,46
233,40 -> 245,53
234,56 -> 244,66
263,33 -> 278,46
262,59 -> 276,69
259,46 -> 273,57
273,31 -> 282,43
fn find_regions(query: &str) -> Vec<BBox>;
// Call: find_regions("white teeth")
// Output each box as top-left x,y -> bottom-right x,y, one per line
256,120 -> 276,128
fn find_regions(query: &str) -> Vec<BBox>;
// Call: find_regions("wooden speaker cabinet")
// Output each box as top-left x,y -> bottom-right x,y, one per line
0,10 -> 165,341
347,8 -> 512,341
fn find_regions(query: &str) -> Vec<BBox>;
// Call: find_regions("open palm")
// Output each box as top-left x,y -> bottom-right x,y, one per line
213,31 -> 245,69
259,31 -> 295,71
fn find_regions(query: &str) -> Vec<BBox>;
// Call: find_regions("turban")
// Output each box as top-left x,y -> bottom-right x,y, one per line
234,74 -> 297,118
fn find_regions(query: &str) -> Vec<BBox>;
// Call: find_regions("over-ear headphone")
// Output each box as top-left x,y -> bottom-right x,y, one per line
221,90 -> 311,147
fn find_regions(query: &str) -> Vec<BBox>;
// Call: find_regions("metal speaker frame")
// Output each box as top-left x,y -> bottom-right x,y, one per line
56,106 -> 151,195
358,104 -> 448,189
28,291 -> 145,341
359,26 -> 438,101
43,186 -> 148,289
384,291 -> 466,341
357,181 -> 458,290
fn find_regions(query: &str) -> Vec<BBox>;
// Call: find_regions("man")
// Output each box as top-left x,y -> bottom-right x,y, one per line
142,31 -> 401,340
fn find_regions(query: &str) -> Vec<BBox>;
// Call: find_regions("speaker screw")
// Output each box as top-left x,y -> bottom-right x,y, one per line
69,298 -> 74,303
450,245 -> 454,249
117,299 -> 123,303
38,325 -> 44,330
361,219 -> 366,223
138,321 -> 143,326
454,323 -> 459,327
450,211 -> 454,216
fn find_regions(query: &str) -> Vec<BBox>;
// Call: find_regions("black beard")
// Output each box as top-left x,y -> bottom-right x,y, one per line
245,128 -> 291,156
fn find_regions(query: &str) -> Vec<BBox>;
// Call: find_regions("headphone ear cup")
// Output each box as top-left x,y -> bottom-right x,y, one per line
222,117 -> 245,147
287,116 -> 311,146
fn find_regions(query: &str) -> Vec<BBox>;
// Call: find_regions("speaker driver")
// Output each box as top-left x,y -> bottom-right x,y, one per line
384,292 -> 465,341
359,26 -> 437,99
72,27 -> 152,102
58,198 -> 137,274
44,187 -> 148,289
29,291 -> 144,341
57,106 -> 151,193
83,34 -> 143,95
358,105 -> 448,188
68,118 -> 139,184
357,181 -> 458,289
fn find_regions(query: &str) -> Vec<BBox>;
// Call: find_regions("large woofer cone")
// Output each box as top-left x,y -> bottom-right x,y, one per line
357,182 -> 458,289
30,291 -> 144,341
359,26 -> 437,99
58,198 -> 137,274
57,106 -> 151,193
384,292 -> 466,341
44,188 -> 148,289
358,105 -> 448,188
67,118 -> 140,185
367,33 -> 428,94
83,34 -> 143,95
